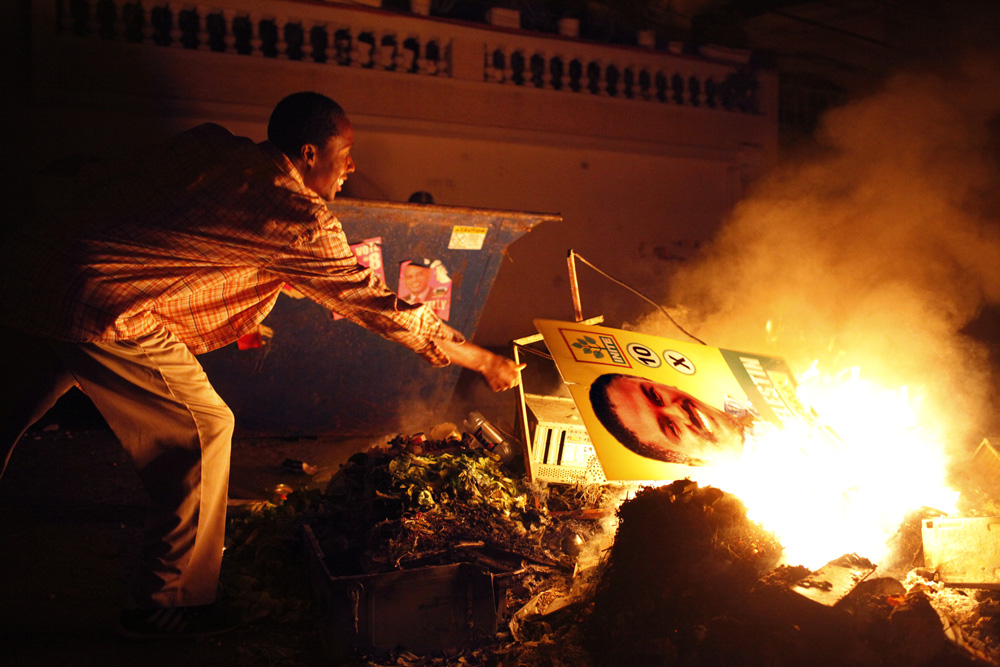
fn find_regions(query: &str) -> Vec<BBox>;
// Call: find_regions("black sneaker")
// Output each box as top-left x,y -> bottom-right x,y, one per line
117,604 -> 244,639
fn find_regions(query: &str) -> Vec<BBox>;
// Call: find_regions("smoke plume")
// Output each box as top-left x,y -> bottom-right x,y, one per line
641,53 -> 1000,452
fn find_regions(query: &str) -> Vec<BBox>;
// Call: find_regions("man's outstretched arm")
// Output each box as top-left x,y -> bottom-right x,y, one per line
435,335 -> 524,392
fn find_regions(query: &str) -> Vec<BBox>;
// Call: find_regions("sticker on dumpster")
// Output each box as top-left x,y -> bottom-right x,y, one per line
236,323 -> 274,350
398,258 -> 452,321
333,237 -> 386,321
534,318 -> 819,481
448,225 -> 488,250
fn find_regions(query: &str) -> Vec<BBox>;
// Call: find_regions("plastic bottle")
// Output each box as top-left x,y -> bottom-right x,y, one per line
464,411 -> 516,465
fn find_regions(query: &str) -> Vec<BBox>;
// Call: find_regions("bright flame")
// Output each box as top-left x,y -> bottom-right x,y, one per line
688,365 -> 959,570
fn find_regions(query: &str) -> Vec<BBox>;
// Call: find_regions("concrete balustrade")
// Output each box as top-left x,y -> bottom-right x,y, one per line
46,0 -> 761,113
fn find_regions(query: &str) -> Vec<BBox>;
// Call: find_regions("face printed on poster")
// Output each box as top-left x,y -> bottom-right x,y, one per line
534,319 -> 825,481
333,237 -> 386,321
398,258 -> 452,321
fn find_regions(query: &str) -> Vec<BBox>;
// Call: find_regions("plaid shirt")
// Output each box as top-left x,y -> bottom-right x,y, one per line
1,123 -> 460,364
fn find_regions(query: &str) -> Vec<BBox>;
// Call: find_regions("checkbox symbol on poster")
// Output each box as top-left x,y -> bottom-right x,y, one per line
665,350 -> 696,375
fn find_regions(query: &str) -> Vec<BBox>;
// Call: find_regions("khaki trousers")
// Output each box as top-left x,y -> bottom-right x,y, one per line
0,325 -> 233,608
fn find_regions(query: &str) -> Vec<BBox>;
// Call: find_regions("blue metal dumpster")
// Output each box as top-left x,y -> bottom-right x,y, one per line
198,198 -> 556,437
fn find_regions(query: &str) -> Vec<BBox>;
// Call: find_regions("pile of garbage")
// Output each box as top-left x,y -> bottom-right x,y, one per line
307,435 -> 614,577
221,429 -> 1000,667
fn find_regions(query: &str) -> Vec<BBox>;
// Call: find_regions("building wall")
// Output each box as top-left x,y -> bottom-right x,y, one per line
23,0 -> 778,348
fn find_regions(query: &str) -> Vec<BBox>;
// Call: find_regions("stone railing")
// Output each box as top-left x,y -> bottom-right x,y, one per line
42,0 -> 762,113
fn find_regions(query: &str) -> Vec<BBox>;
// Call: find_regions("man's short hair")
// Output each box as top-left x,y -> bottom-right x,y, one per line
589,373 -> 689,463
267,92 -> 347,158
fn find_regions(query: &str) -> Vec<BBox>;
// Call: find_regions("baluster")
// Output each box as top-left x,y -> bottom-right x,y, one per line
369,30 -> 383,69
412,37 -> 427,74
424,38 -> 441,75
150,4 -> 171,46
549,54 -> 565,91
623,65 -> 635,99
348,29 -> 364,67
362,30 -> 378,67
510,50 -> 525,86
95,0 -> 116,40
309,23 -> 328,64
284,20 -> 304,61
637,67 -> 652,101
568,57 -> 583,92
397,35 -> 415,72
177,6 -> 199,50
232,14 -> 254,55
605,63 -> 619,97
376,33 -> 396,70
379,31 -> 400,71
121,1 -> 144,43
655,70 -> 668,102
389,34 -> 407,71
586,60 -> 603,95
222,10 -> 236,53
334,28 -> 352,66
258,17 -> 278,57
671,72 -> 685,104
529,52 -> 545,88
69,0 -> 91,37
688,74 -> 701,106
417,37 -> 432,74
168,4 -> 182,47
365,31 -> 379,69
205,10 -> 224,52
502,47 -> 515,84
274,16 -> 288,59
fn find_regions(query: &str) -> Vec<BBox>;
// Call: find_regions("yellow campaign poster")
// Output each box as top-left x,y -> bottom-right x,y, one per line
534,319 -> 815,481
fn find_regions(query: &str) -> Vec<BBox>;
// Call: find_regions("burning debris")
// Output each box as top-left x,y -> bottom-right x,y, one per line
586,481 -> 1000,667
219,423 -> 1000,667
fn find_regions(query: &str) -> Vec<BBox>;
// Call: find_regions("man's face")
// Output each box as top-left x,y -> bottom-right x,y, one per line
403,264 -> 430,296
603,375 -> 741,460
301,116 -> 355,201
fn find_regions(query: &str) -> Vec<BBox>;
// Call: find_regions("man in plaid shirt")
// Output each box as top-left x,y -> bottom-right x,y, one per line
0,92 -> 521,637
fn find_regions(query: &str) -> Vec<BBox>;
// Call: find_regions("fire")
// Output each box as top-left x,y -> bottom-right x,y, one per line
689,364 -> 959,570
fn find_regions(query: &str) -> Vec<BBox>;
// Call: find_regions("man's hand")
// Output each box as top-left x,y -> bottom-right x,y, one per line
435,336 -> 525,392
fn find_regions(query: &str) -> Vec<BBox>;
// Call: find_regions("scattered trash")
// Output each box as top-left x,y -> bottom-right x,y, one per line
218,432 -> 1000,667
280,458 -> 319,476
271,484 -> 293,504
464,411 -> 518,467
429,421 -> 461,441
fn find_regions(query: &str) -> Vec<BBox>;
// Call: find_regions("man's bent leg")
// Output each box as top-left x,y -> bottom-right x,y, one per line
52,327 -> 234,608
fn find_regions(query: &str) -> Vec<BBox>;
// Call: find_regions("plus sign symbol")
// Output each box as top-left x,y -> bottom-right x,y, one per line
663,350 -> 696,375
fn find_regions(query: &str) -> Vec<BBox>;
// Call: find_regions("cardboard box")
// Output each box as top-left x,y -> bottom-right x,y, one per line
303,525 -> 500,656
922,516 -> 1000,587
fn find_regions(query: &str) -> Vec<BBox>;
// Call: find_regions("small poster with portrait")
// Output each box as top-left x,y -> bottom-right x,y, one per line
398,258 -> 453,321
534,319 -> 816,481
333,237 -> 386,321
